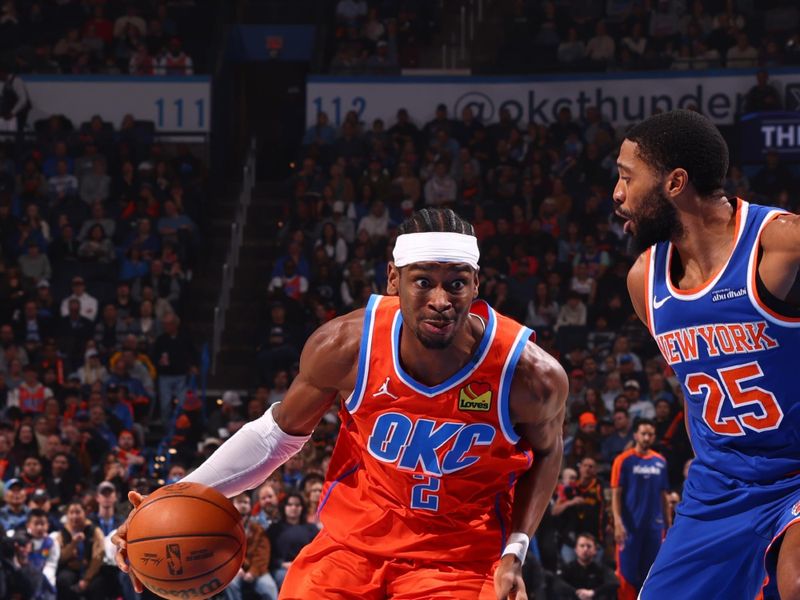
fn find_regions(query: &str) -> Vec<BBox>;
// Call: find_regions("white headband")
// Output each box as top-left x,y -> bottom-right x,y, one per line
393,232 -> 480,270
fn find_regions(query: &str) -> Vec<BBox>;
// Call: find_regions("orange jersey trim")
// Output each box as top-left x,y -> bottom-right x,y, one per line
666,198 -> 744,297
748,211 -> 800,324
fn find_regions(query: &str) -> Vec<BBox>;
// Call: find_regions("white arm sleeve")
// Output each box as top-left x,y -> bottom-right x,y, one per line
182,404 -> 310,498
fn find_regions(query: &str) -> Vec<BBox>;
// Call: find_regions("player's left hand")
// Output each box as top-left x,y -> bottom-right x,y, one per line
494,554 -> 528,600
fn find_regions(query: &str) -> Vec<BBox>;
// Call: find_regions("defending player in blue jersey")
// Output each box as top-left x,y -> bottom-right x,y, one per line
611,419 -> 671,600
616,109 -> 800,600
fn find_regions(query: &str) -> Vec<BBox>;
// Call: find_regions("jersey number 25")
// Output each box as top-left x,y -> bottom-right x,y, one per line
685,361 -> 783,436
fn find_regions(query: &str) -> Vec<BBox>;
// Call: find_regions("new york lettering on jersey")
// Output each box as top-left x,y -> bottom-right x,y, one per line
318,294 -> 534,561
645,200 -> 800,484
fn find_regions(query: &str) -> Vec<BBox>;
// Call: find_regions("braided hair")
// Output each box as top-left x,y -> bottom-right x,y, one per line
397,208 -> 475,237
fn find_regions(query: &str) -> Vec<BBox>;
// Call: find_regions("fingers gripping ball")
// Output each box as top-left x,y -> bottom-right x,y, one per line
126,482 -> 245,599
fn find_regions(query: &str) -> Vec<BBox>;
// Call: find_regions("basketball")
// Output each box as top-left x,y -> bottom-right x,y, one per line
126,482 -> 246,600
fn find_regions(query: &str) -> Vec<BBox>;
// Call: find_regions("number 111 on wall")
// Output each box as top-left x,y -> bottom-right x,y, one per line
155,98 -> 206,129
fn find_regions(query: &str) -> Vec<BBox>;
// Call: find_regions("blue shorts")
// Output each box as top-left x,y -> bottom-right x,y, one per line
640,469 -> 800,600
617,526 -> 663,592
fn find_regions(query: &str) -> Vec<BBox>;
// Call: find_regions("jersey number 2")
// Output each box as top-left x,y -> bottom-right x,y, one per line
410,474 -> 440,511
685,361 -> 783,436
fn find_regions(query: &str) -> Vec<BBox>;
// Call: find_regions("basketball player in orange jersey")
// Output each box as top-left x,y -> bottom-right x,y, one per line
113,207 -> 568,599
617,110 -> 800,599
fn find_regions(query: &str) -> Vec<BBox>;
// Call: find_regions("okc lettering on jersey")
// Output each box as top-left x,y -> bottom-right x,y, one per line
366,412 -> 496,476
655,320 -> 779,365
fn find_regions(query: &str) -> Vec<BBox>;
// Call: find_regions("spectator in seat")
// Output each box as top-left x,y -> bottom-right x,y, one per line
267,492 -> 319,591
602,408 -> 633,463
255,482 -> 280,531
625,380 -> 655,420
550,533 -> 618,599
78,224 -> 115,264
357,199 -> 391,240
302,112 -> 336,147
129,42 -> 156,75
19,241 -> 51,283
7,364 -> 53,416
553,457 -> 606,565
255,302 -> 302,383
48,160 -> 79,203
25,507 -> 58,600
158,37 -> 193,75
227,492 -> 279,600
53,501 -> 105,600
153,312 -> 197,422
0,478 -> 29,533
424,160 -> 457,206
726,32 -> 758,68
60,276 -> 98,321
586,20 -> 615,67
206,390 -> 246,440
78,201 -> 117,241
79,159 -> 111,205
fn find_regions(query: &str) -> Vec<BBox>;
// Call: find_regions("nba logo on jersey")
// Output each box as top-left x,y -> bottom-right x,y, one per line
458,382 -> 492,411
791,500 -> 800,517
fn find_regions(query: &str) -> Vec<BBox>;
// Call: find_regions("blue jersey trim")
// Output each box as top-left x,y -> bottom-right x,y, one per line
316,463 -> 360,517
345,294 -> 380,413
498,327 -> 532,445
391,304 -> 496,397
494,492 -> 508,557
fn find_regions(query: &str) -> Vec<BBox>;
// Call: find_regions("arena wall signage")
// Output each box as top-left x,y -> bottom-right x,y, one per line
307,68 -> 800,128
739,111 -> 800,163
23,76 -> 211,133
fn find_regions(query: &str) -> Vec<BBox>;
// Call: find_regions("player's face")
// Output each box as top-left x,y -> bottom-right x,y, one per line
634,424 -> 656,452
388,262 -> 479,350
614,140 -> 684,254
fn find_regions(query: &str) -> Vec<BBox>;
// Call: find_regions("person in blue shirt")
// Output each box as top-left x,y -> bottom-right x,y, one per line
611,418 -> 670,600
0,478 -> 30,534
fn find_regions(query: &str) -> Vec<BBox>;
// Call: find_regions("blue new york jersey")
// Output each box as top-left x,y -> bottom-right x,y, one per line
645,199 -> 800,491
612,449 -> 668,530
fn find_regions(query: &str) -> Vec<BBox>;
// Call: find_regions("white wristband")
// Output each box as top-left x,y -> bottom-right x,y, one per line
501,531 -> 530,564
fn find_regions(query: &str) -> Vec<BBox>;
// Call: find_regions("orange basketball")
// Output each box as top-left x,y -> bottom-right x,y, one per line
126,482 -> 246,600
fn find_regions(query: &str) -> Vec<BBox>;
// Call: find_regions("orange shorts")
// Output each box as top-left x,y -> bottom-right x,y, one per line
279,530 -> 499,599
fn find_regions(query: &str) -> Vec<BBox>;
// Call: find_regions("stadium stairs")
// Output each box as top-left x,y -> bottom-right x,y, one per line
206,181 -> 285,391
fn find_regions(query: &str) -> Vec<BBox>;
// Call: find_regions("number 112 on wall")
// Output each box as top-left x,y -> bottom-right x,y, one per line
155,98 -> 205,129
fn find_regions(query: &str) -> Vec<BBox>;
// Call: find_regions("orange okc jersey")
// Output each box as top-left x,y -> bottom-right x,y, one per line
318,294 -> 534,562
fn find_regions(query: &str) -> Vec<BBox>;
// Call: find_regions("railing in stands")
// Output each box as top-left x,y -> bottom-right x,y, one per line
211,137 -> 256,375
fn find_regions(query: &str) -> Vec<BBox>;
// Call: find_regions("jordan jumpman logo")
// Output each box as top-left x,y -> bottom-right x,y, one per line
373,376 -> 399,400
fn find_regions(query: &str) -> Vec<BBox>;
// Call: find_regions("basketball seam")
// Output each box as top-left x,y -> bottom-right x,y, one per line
130,542 -> 243,583
131,494 -> 240,522
127,532 -> 242,544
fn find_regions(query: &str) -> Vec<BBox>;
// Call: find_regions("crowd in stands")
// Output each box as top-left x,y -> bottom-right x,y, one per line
0,0 -> 211,76
498,0 -> 800,73
0,106 -> 210,597
330,0 -> 442,73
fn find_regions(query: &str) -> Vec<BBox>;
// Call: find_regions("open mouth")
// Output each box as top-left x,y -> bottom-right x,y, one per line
614,210 -> 633,234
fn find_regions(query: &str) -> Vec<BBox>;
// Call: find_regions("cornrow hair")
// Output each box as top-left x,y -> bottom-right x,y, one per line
397,208 -> 475,237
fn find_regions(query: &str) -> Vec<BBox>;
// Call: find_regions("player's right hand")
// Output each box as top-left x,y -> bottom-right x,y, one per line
614,521 -> 627,546
112,491 -> 145,593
